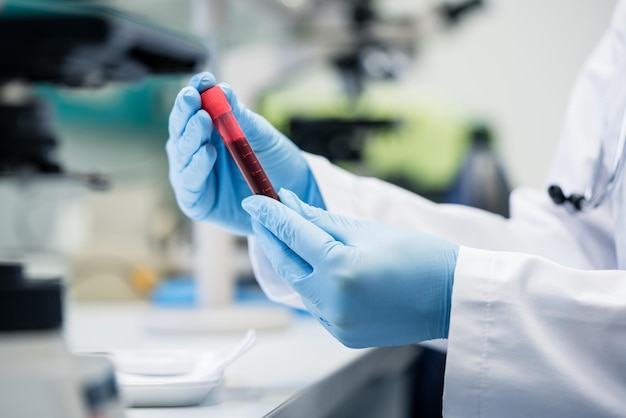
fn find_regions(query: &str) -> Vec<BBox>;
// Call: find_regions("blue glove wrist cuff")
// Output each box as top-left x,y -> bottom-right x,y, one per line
442,244 -> 459,339
303,167 -> 326,210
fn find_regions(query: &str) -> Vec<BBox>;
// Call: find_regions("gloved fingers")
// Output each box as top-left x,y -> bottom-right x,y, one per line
177,111 -> 214,166
250,219 -> 325,304
169,72 -> 216,138
171,145 -> 216,210
178,144 -> 217,193
188,71 -> 217,93
277,188 -> 319,215
166,110 -> 213,171
219,83 -> 259,131
250,218 -> 314,282
217,83 -> 240,112
169,72 -> 218,141
168,86 -> 202,140
278,189 -> 361,241
242,194 -> 343,267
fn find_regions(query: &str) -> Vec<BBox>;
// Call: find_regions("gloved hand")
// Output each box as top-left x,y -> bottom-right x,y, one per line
242,189 -> 459,348
166,72 -> 324,236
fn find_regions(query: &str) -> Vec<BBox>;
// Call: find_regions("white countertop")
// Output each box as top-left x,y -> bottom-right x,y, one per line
64,301 -> 373,417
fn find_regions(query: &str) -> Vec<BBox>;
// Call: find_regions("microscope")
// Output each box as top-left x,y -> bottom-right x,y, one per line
0,2 -> 206,417
287,0 -> 485,162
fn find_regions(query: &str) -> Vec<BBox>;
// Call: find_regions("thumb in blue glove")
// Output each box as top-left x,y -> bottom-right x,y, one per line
242,189 -> 459,348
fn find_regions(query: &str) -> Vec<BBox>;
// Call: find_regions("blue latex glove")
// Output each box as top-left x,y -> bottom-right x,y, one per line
242,189 -> 459,348
166,72 -> 324,236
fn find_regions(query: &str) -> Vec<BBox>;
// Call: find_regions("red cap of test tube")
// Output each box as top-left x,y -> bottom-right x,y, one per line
200,86 -> 232,119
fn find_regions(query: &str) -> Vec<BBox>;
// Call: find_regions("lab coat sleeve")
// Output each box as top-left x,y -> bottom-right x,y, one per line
304,153 -> 611,270
444,246 -> 626,417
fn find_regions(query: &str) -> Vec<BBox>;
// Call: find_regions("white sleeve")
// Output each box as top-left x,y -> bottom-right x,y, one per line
444,246 -> 626,417
305,153 -> 613,270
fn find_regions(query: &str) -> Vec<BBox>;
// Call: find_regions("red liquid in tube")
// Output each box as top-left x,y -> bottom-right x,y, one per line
200,86 -> 280,201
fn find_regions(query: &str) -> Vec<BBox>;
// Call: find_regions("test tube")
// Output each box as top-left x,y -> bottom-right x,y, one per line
200,86 -> 280,201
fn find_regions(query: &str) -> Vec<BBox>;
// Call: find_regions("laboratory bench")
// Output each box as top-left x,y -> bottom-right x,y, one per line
64,302 -> 425,418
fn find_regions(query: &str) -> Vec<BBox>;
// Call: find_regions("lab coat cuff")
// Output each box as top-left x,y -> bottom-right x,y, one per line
247,236 -> 306,310
443,245 -> 497,418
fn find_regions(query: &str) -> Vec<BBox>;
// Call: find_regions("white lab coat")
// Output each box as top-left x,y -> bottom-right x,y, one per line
249,1 -> 626,416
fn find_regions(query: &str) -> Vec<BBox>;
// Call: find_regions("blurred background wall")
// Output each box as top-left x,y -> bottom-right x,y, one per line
212,0 -> 616,189
12,0 -> 615,300
72,0 -> 616,190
